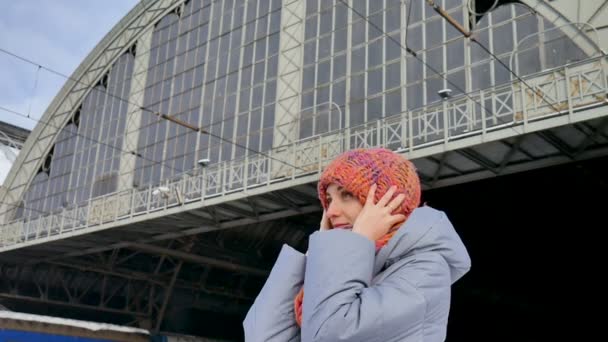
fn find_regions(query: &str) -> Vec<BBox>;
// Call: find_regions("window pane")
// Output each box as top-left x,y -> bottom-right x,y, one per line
368,68 -> 383,96
352,46 -> 366,72
369,39 -> 383,67
333,54 -> 346,80
350,73 -> 365,101
367,96 -> 382,120
426,18 -> 442,49
446,39 -> 464,70
386,89 -> 401,116
385,62 -> 400,89
318,60 -> 331,85
493,23 -> 514,55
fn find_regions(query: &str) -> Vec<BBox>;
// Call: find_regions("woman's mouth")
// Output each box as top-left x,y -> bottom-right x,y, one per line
332,223 -> 352,230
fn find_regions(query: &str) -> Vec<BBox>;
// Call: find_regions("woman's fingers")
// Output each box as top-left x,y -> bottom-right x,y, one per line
388,214 -> 407,226
320,210 -> 331,231
386,193 -> 406,212
377,185 -> 397,207
365,183 -> 377,205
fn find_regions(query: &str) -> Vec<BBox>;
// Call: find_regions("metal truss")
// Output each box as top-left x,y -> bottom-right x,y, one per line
0,259 -> 154,321
0,236 -> 260,331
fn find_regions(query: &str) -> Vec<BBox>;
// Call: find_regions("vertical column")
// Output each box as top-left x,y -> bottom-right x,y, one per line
401,0 -> 408,149
118,29 -> 154,193
272,0 -> 305,176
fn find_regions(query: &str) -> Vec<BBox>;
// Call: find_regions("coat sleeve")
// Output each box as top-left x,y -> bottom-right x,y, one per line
301,230 -> 450,342
243,244 -> 305,342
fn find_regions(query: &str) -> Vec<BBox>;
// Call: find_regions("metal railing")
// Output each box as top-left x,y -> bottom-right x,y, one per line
1,56 -> 607,249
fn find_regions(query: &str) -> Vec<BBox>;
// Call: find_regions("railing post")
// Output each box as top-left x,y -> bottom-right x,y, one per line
291,142 -> 296,179
244,155 -> 249,190
34,217 -> 39,240
408,110 -> 414,152
129,187 -> 135,219
564,65 -> 574,123
201,165 -> 207,201
443,101 -> 449,144
59,208 -> 65,235
221,161 -> 226,195
401,110 -> 408,150
318,135 -> 323,173
376,119 -> 381,146
267,150 -> 272,186
480,90 -> 487,139
521,81 -> 529,131
146,184 -> 152,213
101,195 -> 107,223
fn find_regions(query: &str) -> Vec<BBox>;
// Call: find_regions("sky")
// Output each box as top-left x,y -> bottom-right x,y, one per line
0,145 -> 19,184
0,1 -> 139,131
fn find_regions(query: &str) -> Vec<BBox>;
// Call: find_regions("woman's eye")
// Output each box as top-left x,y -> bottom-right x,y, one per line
342,192 -> 354,199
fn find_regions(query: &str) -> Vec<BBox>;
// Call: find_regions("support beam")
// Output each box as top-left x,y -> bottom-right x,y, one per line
128,243 -> 269,277
215,203 -> 256,218
457,149 -> 500,174
261,192 -> 301,212
154,260 -> 183,332
154,238 -> 193,333
537,131 -> 575,159
285,187 -> 319,202
432,153 -> 447,185
498,135 -> 528,172
575,118 -> 608,155
47,261 -> 166,286
246,198 -> 259,219
428,155 -> 463,176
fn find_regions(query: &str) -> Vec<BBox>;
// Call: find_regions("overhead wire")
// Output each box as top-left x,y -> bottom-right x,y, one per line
0,46 -> 308,176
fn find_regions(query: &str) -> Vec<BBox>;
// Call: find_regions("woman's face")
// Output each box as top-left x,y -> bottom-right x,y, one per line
324,183 -> 363,229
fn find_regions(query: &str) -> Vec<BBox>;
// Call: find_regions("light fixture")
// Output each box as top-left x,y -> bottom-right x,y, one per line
152,186 -> 170,199
197,158 -> 210,167
437,88 -> 452,100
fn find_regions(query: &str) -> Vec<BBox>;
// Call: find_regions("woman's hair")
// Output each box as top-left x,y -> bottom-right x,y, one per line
317,148 -> 421,223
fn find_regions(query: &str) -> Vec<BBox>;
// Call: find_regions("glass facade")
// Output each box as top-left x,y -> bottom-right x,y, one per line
16,0 -> 592,220
134,0 -> 281,187
67,53 -> 135,204
19,52 -> 134,220
405,0 -> 467,109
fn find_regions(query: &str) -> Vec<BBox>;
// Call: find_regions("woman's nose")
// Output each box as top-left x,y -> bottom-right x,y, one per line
326,200 -> 341,217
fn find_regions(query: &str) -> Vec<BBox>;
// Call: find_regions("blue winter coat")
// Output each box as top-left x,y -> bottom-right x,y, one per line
243,206 -> 471,341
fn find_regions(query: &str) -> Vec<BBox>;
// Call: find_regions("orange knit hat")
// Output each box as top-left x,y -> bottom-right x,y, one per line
317,148 -> 421,223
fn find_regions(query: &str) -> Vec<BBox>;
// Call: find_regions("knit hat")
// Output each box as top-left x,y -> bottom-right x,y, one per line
317,148 -> 421,225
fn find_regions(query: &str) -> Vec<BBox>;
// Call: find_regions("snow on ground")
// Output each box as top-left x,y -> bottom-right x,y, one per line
0,310 -> 149,334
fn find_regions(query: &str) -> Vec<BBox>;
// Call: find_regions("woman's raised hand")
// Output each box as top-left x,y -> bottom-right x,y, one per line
320,210 -> 331,231
352,184 -> 407,242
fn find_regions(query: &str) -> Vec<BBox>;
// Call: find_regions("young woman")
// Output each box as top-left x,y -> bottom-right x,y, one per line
243,148 -> 471,342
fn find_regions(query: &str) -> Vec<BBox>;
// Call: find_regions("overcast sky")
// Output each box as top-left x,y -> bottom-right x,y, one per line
0,1 -> 139,131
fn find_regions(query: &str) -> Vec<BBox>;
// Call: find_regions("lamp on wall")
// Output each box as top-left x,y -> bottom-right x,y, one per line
438,88 -> 452,100
152,186 -> 170,199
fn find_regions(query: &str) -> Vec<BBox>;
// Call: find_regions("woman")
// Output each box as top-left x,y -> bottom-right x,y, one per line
243,148 -> 471,342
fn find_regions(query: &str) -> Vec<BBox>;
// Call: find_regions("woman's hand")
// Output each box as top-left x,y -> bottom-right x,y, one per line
307,211 -> 331,256
320,210 -> 331,231
352,184 -> 407,242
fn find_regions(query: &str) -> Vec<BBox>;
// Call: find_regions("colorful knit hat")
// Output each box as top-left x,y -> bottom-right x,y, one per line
317,147 -> 421,226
